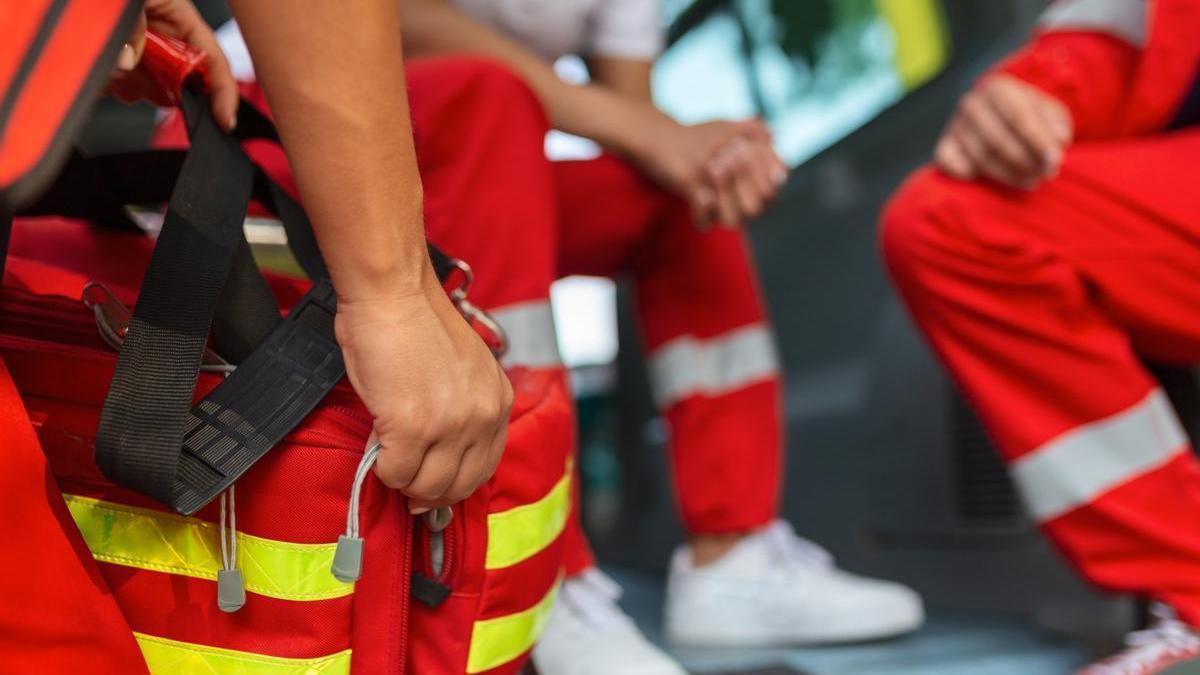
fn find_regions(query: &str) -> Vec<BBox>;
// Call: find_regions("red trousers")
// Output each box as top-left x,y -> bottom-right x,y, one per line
882,128 -> 1200,624
401,60 -> 784,571
553,156 -> 783,570
171,57 -> 785,575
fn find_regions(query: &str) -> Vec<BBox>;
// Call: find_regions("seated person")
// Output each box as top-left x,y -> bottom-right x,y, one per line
881,0 -> 1200,672
396,0 -> 924,672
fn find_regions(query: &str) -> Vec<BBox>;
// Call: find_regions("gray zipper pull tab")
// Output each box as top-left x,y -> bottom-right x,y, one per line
332,535 -> 365,583
217,487 -> 246,612
333,442 -> 381,583
217,569 -> 246,612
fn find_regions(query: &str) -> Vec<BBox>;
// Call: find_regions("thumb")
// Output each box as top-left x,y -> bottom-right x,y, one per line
117,12 -> 148,71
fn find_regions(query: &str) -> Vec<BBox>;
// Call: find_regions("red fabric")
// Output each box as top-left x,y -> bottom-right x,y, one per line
554,155 -> 782,541
881,128 -> 1200,624
0,0 -> 135,192
0,356 -> 147,673
0,320 -> 410,671
9,217 -> 153,301
402,59 -> 572,674
993,0 -> 1200,139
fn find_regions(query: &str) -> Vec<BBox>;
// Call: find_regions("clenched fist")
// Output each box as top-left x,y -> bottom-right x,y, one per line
935,74 -> 1073,190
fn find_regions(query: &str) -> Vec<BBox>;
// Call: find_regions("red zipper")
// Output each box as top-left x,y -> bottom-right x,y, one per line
398,510 -> 414,674
437,511 -> 458,585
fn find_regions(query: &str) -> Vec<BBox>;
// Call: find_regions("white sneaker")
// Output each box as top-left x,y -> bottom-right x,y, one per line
532,568 -> 687,675
1077,604 -> 1200,674
664,520 -> 924,647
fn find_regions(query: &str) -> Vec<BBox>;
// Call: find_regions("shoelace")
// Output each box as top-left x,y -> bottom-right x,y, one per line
761,520 -> 835,570
1092,604 -> 1200,674
331,442 -> 382,583
561,569 -> 634,630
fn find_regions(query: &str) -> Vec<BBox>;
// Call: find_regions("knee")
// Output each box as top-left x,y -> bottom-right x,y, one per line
878,166 -> 972,291
434,57 -> 549,133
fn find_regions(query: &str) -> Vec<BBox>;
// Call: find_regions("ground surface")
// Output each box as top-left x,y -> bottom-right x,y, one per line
607,565 -> 1089,675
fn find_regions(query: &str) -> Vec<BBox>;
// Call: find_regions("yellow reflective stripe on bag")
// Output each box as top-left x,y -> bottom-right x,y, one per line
485,462 -> 571,570
64,494 -> 353,601
466,573 -> 561,674
135,632 -> 351,674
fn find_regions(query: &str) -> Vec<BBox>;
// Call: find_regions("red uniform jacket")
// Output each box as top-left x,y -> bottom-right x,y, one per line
993,0 -> 1200,139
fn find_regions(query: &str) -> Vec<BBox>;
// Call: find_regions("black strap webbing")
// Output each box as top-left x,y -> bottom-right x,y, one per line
95,88 -> 259,506
11,91 -> 458,514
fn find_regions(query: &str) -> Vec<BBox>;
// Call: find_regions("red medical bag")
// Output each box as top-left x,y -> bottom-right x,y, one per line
0,30 -> 571,674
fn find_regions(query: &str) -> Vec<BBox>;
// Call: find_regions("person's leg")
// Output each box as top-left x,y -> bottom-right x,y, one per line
554,154 -> 922,648
402,58 -> 576,675
882,130 -> 1200,628
555,154 -> 781,556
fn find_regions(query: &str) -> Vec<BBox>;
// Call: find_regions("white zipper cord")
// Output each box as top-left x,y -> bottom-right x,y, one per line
217,485 -> 245,612
332,442 -> 381,583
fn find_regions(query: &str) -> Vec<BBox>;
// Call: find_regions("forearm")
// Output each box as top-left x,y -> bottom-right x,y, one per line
229,0 -> 430,303
399,0 -> 666,154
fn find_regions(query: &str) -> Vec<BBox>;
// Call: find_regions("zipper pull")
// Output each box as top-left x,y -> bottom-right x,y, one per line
217,487 -> 246,612
82,282 -> 130,352
333,442 -> 381,583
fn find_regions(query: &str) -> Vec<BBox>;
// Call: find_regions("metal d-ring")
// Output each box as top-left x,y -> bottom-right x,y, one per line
447,259 -> 509,358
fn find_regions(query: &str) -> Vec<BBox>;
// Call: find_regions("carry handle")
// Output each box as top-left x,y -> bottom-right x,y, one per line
139,32 -> 210,106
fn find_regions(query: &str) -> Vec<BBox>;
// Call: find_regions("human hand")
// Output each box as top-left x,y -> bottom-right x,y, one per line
632,115 -> 787,229
935,73 -> 1072,190
107,0 -> 239,131
335,270 -> 512,512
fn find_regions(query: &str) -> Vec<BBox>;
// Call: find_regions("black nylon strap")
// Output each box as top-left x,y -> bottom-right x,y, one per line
12,93 -> 460,514
95,89 -> 256,504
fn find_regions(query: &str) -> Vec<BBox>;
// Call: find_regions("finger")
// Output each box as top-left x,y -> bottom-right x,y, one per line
730,171 -> 763,224
485,411 -> 507,485
373,432 -> 426,491
166,1 -> 239,132
958,90 -> 1040,174
117,13 -> 148,71
934,131 -> 975,180
986,85 -> 1065,177
705,165 -> 740,228
753,141 -> 787,200
733,118 -> 772,142
738,141 -> 775,200
1036,96 -> 1074,145
707,148 -> 749,223
404,442 -> 465,505
439,443 -> 489,505
714,142 -> 764,222
769,148 -> 789,189
956,124 -> 1036,189
690,185 -> 716,230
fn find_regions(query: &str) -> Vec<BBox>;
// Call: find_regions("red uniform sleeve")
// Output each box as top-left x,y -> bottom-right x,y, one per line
992,30 -> 1141,140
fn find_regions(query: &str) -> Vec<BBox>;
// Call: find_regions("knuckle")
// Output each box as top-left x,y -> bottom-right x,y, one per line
375,458 -> 417,489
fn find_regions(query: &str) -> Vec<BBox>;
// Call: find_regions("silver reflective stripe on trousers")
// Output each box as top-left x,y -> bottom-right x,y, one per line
1039,0 -> 1148,46
491,300 -> 562,369
1012,389 -> 1187,522
647,323 -> 780,409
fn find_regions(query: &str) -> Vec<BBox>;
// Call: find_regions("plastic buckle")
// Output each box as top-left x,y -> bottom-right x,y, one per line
169,278 -> 345,515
